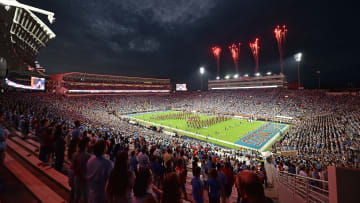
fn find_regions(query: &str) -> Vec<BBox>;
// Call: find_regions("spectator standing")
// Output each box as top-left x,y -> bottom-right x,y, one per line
222,162 -> 235,199
138,146 -> 150,170
87,140 -> 113,203
175,158 -> 188,201
72,120 -> 82,140
22,116 -> 30,136
38,119 -> 49,164
129,150 -> 139,173
192,166 -> 204,203
133,168 -> 157,203
216,163 -> 227,203
207,168 -> 221,203
163,148 -> 173,171
150,156 -> 162,187
161,172 -> 181,203
235,171 -> 273,203
72,138 -> 91,203
106,152 -> 136,203
39,120 -> 54,165
54,124 -> 66,171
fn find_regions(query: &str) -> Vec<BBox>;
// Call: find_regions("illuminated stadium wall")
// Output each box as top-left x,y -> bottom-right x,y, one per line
208,74 -> 287,90
49,72 -> 171,95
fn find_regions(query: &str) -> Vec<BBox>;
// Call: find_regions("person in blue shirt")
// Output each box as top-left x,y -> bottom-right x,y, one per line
192,166 -> 204,203
207,156 -> 215,172
71,120 -> 82,140
129,150 -> 138,173
207,168 -> 222,203
87,140 -> 113,203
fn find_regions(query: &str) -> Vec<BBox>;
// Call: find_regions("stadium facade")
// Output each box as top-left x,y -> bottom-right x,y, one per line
49,72 -> 171,96
208,73 -> 287,90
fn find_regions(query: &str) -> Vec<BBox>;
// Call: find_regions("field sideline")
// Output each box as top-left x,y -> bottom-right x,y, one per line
130,111 -> 284,150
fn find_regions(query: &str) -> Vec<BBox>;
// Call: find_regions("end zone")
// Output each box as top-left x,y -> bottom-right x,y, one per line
236,123 -> 288,150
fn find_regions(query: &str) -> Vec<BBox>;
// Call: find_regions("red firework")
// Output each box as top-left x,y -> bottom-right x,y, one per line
212,46 -> 222,77
249,38 -> 260,74
274,25 -> 287,74
228,43 -> 241,74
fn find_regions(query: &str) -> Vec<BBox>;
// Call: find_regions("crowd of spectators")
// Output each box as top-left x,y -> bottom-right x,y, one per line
272,110 -> 360,177
0,88 -> 359,202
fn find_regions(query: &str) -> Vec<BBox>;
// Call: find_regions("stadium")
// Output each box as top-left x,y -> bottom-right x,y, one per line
0,1 -> 359,203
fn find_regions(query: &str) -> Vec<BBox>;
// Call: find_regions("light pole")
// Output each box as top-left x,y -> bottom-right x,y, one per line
199,67 -> 205,91
295,52 -> 302,88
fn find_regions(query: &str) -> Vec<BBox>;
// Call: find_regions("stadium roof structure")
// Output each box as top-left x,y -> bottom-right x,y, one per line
0,0 -> 56,68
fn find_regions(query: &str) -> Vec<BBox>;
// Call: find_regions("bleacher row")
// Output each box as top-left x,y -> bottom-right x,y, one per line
3,130 -> 242,203
3,130 -> 69,202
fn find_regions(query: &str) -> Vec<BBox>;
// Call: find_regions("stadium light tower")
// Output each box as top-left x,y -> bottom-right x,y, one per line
199,67 -> 205,91
295,52 -> 302,88
0,0 -> 56,23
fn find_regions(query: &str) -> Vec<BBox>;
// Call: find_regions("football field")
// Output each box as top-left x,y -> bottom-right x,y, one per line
129,111 -> 288,151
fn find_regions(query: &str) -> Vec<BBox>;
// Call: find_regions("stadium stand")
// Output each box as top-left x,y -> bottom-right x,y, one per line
3,153 -> 65,203
6,139 -> 71,191
208,73 -> 287,90
1,88 -> 359,202
49,72 -> 171,95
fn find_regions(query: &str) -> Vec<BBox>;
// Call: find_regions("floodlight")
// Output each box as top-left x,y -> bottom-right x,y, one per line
295,52 -> 302,62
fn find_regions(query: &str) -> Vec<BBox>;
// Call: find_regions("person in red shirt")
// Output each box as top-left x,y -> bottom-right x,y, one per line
222,162 -> 235,198
175,158 -> 188,201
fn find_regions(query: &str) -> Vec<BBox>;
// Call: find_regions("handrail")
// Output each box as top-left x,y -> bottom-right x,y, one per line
277,170 -> 329,203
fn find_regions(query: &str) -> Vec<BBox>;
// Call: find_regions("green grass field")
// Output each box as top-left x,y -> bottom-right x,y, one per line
132,111 -> 266,149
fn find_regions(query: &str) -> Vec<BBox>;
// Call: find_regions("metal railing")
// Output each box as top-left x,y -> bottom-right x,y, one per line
278,171 -> 329,203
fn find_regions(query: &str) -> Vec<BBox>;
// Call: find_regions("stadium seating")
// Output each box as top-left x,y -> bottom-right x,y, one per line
3,154 -> 65,203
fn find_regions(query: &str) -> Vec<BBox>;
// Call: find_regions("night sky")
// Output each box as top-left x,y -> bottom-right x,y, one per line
22,0 -> 359,89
